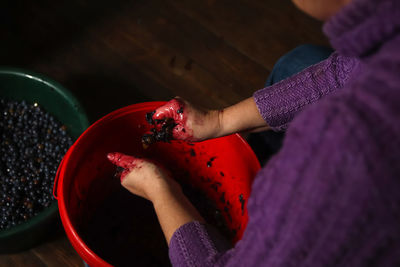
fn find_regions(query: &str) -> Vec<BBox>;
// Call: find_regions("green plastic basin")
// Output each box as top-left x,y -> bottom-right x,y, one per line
0,67 -> 89,253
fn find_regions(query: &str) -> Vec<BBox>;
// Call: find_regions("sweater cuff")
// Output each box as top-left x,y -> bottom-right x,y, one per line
253,69 -> 330,132
169,221 -> 231,267
253,53 -> 348,131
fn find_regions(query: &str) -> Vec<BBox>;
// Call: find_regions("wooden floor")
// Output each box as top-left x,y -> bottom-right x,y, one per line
0,228 -> 83,267
1,0 -> 328,265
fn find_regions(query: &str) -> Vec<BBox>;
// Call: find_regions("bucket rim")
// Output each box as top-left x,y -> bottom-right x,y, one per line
56,101 -> 260,266
0,67 -> 90,251
0,67 -> 90,130
56,102 -> 166,266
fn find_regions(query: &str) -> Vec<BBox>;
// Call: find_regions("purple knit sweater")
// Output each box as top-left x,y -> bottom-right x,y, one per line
169,0 -> 400,266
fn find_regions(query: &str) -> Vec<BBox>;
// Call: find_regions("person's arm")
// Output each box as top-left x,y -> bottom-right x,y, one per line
108,89 -> 385,267
207,51 -> 360,135
253,52 -> 359,131
151,96 -> 268,142
151,53 -> 359,141
167,90 -> 390,267
108,152 -> 233,266
152,185 -> 205,244
217,97 -> 269,136
107,152 -> 205,244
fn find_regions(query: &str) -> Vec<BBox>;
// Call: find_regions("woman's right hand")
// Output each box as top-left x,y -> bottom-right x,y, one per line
152,97 -> 221,142
107,152 -> 181,202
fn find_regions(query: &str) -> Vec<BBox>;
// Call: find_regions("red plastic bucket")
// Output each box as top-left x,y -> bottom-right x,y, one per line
54,102 -> 260,266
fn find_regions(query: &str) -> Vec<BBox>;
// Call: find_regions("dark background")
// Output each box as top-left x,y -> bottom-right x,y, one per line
0,0 -> 328,265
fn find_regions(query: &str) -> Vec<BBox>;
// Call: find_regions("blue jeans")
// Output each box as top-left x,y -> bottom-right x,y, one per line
248,44 -> 333,166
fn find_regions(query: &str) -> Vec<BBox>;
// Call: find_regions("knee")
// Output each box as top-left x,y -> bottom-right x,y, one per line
270,44 -> 334,83
290,44 -> 327,55
277,44 -> 332,68
292,44 -> 333,58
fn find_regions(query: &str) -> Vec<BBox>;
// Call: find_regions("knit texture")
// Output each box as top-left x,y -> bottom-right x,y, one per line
169,0 -> 400,266
254,52 -> 359,131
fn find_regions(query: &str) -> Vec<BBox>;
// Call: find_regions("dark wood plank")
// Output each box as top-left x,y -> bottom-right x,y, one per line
169,0 -> 329,70
0,234 -> 82,267
0,254 -> 15,266
111,0 -> 268,95
1,0 -> 328,115
30,0 -> 260,109
0,250 -> 47,267
31,236 -> 83,267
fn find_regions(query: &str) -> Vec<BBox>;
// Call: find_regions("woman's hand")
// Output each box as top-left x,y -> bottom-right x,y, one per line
107,152 -> 205,243
152,97 -> 221,142
151,96 -> 269,142
107,152 -> 180,202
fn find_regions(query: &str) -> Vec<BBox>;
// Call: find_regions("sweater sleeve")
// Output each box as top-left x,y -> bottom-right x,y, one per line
169,97 -> 361,267
169,74 -> 399,266
253,52 -> 359,131
169,221 -> 233,267
168,97 -> 353,267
